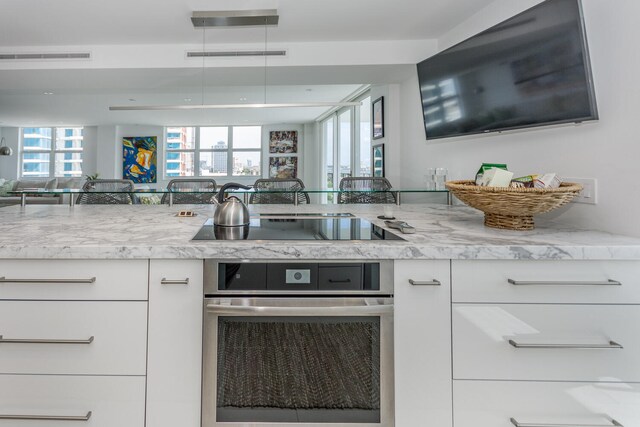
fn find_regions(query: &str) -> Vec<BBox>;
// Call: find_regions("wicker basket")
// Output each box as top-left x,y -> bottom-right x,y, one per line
445,180 -> 583,230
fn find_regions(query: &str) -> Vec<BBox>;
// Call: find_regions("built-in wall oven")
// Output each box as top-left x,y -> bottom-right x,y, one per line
202,260 -> 394,427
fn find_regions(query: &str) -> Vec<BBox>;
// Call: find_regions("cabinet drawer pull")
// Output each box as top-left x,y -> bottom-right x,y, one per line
508,339 -> 623,350
0,276 -> 96,284
409,279 -> 441,286
160,278 -> 189,285
328,279 -> 351,283
0,335 -> 94,345
507,279 -> 621,286
0,411 -> 92,421
510,417 -> 622,427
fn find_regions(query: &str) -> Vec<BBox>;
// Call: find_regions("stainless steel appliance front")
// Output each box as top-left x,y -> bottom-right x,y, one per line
202,261 -> 394,427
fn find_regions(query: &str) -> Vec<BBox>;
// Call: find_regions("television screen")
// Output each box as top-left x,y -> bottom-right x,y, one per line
417,0 -> 598,140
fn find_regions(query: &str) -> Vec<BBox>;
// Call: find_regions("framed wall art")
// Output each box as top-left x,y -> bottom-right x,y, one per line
372,96 -> 384,140
372,143 -> 385,177
269,156 -> 298,179
123,136 -> 157,183
269,130 -> 298,154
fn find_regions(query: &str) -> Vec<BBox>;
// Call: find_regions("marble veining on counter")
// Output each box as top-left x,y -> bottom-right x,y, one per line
1,203 -> 640,260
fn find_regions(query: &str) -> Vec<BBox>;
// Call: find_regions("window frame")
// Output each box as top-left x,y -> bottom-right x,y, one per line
320,91 -> 372,195
20,127 -> 84,178
164,125 -> 262,179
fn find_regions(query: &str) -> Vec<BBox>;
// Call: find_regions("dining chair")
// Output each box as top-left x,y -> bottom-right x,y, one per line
160,179 -> 218,204
338,177 -> 397,204
249,178 -> 310,204
76,179 -> 139,204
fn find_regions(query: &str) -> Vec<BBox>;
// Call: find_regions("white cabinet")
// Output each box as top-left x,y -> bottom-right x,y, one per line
452,260 -> 640,304
147,260 -> 203,427
0,375 -> 146,427
453,303 -> 640,382
0,259 -> 148,300
0,259 -> 149,427
0,301 -> 147,375
451,260 -> 640,427
394,260 -> 452,427
454,380 -> 639,427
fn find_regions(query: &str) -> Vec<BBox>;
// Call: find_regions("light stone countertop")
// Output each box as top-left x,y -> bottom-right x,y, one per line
1,203 -> 640,260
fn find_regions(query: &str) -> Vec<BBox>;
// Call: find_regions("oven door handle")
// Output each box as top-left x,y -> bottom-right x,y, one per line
206,302 -> 393,316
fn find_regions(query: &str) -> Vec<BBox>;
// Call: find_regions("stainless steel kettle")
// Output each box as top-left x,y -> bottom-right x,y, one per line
213,183 -> 251,227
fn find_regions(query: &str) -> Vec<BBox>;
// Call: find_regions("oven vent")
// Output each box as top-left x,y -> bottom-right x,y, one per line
0,52 -> 91,60
187,50 -> 286,58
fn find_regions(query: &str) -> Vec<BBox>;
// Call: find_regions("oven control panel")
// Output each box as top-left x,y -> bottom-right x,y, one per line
205,261 -> 393,295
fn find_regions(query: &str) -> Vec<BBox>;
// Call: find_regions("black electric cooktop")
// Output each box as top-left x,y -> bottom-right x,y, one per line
192,217 -> 405,241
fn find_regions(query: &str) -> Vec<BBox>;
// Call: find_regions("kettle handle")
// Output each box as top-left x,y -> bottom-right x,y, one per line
217,183 -> 252,203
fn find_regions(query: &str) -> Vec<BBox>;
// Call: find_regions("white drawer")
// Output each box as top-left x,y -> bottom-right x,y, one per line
0,259 -> 148,300
453,303 -> 640,382
452,260 -> 640,304
0,301 -> 147,375
453,380 -> 640,427
0,374 -> 145,427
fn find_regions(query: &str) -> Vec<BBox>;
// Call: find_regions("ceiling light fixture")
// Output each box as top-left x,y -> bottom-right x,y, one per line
0,137 -> 13,156
109,10 -> 360,112
191,10 -> 279,28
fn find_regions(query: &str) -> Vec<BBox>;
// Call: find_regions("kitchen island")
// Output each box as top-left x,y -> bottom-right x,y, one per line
1,203 -> 640,259
1,203 -> 640,427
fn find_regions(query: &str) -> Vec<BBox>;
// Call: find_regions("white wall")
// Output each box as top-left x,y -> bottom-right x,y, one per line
82,126 -> 98,179
96,125 -> 118,179
302,122 -> 320,190
397,0 -> 640,237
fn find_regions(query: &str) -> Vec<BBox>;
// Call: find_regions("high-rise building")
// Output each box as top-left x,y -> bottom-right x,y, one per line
166,127 -> 194,177
213,141 -> 227,174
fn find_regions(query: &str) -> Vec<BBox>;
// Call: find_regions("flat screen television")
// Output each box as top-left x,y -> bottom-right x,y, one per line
417,0 -> 598,140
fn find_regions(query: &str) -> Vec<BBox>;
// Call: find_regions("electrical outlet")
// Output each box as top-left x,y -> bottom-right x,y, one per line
565,177 -> 597,204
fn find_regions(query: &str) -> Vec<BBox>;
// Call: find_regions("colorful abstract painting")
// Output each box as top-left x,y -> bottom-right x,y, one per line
123,136 -> 157,183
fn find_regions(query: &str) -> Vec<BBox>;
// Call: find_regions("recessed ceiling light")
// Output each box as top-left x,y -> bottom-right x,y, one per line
184,98 -> 192,102
43,92 -> 54,95
239,97 -> 247,102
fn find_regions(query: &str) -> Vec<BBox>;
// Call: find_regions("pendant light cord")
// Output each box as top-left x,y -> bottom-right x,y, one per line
264,18 -> 268,104
202,26 -> 206,106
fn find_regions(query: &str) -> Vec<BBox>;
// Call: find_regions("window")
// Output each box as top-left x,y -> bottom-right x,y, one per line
321,92 -> 371,198
323,119 -> 335,202
165,126 -> 261,178
21,127 -> 83,178
358,96 -> 372,177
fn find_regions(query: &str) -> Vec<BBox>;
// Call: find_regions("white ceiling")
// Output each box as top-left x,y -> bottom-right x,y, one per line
0,0 -> 498,126
0,0 -> 495,46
